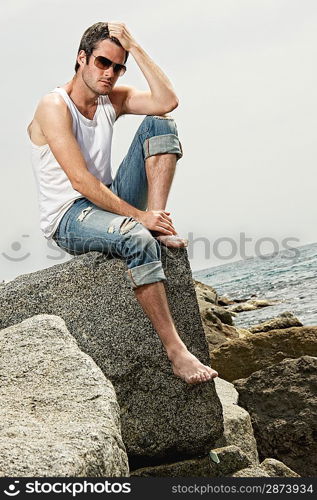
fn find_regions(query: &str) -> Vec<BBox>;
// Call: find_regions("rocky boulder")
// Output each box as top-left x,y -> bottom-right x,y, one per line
234,356 -> 317,477
249,312 -> 303,334
195,281 -> 245,350
210,326 -> 317,382
194,280 -> 236,326
0,248 -> 223,468
213,378 -> 259,464
0,315 -> 128,477
203,304 -> 234,326
194,280 -> 218,306
201,310 -> 242,350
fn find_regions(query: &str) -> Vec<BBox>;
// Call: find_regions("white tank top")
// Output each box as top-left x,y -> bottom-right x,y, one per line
30,86 -> 116,239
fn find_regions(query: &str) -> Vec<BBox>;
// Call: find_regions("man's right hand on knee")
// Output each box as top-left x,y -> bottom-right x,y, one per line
135,210 -> 176,235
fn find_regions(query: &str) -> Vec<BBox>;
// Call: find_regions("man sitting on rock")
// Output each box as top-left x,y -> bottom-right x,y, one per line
27,21 -> 218,385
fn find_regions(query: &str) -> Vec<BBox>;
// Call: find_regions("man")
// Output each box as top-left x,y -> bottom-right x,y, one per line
28,21 -> 218,384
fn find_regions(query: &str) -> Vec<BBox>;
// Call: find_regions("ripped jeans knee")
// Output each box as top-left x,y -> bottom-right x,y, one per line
116,220 -> 166,288
104,217 -> 167,289
103,216 -> 167,288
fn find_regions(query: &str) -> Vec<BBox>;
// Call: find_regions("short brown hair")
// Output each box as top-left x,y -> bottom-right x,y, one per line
75,22 -> 129,73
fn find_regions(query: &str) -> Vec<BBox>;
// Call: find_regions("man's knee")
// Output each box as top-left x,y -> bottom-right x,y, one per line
142,115 -> 183,161
123,225 -> 165,288
119,223 -> 159,261
128,223 -> 158,250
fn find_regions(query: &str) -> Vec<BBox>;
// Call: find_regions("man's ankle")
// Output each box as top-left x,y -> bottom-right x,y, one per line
165,341 -> 188,361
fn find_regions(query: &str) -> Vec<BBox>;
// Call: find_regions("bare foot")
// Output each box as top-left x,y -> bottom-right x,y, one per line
168,348 -> 218,384
156,234 -> 188,248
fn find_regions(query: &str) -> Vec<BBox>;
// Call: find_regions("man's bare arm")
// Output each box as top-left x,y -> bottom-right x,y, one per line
36,94 -> 176,234
108,22 -> 179,116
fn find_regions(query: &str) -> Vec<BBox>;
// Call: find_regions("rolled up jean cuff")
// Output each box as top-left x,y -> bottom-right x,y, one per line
143,134 -> 183,161
125,260 -> 167,289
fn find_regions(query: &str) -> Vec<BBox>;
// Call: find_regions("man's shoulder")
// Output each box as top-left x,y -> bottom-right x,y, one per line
34,91 -> 70,125
37,91 -> 67,111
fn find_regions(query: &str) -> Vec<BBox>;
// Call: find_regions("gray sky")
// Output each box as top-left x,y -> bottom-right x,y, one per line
1,0 -> 316,281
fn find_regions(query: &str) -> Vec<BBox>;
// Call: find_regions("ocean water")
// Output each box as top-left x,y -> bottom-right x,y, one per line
193,242 -> 317,329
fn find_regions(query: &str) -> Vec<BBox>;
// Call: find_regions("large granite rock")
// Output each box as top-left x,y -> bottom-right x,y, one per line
0,315 -> 128,477
213,378 -> 259,464
0,248 -> 223,468
131,445 -> 251,477
234,356 -> 317,477
210,326 -> 317,382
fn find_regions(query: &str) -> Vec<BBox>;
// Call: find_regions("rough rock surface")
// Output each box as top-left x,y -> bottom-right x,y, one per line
234,356 -> 317,477
201,311 -> 241,350
194,280 -> 235,325
202,304 -> 234,326
0,315 -> 128,477
194,280 -> 218,305
217,296 -> 237,306
232,459 -> 300,477
249,312 -> 303,334
210,326 -> 317,382
195,281 -> 243,350
213,378 -> 259,464
0,248 -> 223,468
130,445 -> 251,477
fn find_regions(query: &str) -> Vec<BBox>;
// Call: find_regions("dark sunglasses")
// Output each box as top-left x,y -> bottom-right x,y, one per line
91,53 -> 126,76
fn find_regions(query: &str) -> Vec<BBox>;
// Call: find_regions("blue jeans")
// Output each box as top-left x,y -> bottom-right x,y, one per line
52,115 -> 183,289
